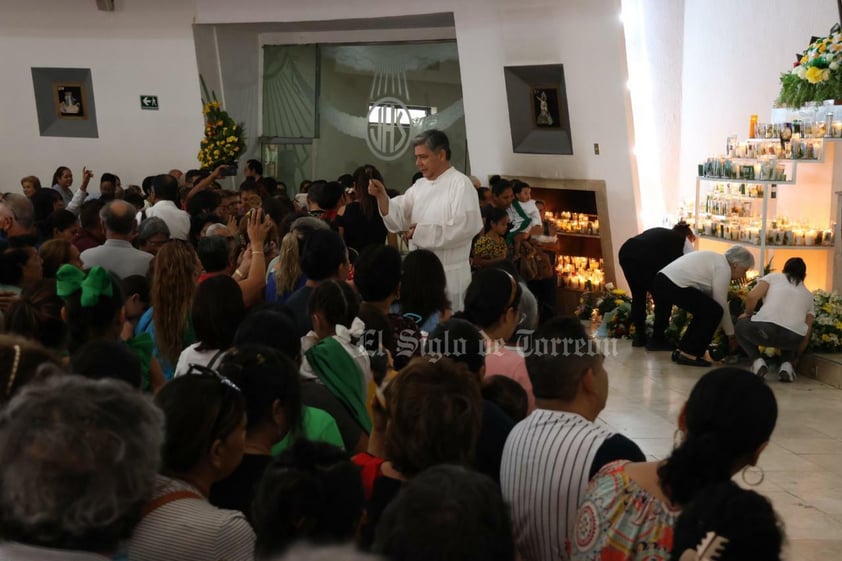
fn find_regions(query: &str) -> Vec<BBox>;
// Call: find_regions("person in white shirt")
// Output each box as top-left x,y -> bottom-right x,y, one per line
135,174 -> 190,240
368,129 -> 482,312
735,257 -> 815,382
652,246 -> 754,366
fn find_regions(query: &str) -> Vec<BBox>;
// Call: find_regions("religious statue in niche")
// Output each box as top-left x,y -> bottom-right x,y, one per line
55,83 -> 87,120
531,86 -> 561,128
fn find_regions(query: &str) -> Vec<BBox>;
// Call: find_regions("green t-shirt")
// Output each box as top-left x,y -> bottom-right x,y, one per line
271,406 -> 345,455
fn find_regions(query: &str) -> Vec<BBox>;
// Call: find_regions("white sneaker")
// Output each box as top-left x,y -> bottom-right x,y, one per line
779,362 -> 796,383
752,358 -> 769,379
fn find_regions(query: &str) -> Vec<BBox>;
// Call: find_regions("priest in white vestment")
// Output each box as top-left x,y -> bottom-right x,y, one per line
369,130 -> 482,312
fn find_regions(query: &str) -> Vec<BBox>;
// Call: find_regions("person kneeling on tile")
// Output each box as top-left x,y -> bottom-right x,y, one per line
735,257 -> 814,382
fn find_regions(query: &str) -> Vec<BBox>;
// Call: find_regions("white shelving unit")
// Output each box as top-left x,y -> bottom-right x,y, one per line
693,141 -> 838,291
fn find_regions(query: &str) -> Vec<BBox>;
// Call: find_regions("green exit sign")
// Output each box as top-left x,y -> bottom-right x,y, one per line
140,95 -> 159,110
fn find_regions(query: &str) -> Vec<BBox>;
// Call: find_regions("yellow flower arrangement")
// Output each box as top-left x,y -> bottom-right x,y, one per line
779,25 -> 842,107
198,78 -> 246,170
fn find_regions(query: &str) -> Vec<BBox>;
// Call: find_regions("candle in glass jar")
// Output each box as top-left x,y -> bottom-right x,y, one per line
593,219 -> 600,235
806,230 -> 817,245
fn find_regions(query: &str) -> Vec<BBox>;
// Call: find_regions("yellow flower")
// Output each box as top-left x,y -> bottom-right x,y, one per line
805,66 -> 828,83
614,299 -> 624,306
611,289 -> 626,296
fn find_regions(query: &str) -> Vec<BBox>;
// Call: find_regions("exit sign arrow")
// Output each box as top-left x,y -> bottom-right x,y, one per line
140,95 -> 159,110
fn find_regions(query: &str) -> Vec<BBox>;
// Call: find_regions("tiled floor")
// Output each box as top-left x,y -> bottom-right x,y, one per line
599,340 -> 842,561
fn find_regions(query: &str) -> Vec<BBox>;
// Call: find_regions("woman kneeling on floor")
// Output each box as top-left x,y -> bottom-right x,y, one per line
735,257 -> 814,383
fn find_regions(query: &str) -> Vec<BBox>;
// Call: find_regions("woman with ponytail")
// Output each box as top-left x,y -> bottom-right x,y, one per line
251,439 -> 364,559
571,367 -> 777,561
459,267 -> 534,412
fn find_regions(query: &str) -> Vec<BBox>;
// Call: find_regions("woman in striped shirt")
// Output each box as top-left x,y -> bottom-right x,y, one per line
128,373 -> 255,561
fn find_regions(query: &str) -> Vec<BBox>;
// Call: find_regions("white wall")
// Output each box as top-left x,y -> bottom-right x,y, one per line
0,0 -> 204,192
195,0 -> 639,284
679,0 -> 839,206
623,0 -> 685,226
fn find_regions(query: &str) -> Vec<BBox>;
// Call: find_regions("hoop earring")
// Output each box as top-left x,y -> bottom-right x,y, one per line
673,429 -> 684,449
741,465 -> 765,486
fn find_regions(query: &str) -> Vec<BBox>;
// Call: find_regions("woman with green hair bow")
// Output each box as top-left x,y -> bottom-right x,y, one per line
56,264 -> 165,392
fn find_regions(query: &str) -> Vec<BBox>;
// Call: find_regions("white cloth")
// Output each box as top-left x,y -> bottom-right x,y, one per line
659,250 -> 735,335
300,317 -> 372,392
128,474 -> 254,561
380,166 -> 482,312
80,239 -> 153,278
752,272 -> 815,335
508,199 -> 543,233
174,343 -> 226,377
501,410 -> 614,561
136,200 -> 190,240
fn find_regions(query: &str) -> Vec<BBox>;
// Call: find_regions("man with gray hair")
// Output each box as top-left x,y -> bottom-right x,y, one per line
652,245 -> 755,366
0,193 -> 36,242
80,199 -> 154,278
368,129 -> 482,311
0,375 -> 164,560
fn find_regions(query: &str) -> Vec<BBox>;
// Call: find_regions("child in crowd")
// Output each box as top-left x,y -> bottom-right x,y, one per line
472,206 -> 510,269
507,180 -> 543,242
482,375 -> 529,423
301,280 -> 372,435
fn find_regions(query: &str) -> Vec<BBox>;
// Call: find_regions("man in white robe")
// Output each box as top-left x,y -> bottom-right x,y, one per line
368,129 -> 482,312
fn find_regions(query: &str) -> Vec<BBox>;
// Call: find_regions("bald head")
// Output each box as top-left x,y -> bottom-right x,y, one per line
101,199 -> 137,237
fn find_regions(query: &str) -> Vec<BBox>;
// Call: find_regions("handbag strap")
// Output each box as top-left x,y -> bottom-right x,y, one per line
141,490 -> 203,518
206,349 -> 226,370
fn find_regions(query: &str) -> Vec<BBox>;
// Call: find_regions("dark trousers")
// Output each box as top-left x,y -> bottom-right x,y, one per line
618,254 -> 656,339
527,277 -> 557,326
735,318 -> 804,362
652,273 -> 723,357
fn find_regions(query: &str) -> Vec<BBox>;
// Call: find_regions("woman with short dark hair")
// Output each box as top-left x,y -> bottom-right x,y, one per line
128,373 -> 254,561
735,256 -> 814,382
174,275 -> 245,377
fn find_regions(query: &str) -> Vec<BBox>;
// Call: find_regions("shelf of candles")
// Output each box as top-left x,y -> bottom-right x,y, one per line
694,218 -> 835,247
697,234 -> 834,250
555,255 -> 605,291
543,211 -> 600,236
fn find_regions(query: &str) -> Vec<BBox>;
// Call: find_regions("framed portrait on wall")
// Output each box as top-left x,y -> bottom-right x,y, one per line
31,67 -> 98,138
531,86 -> 561,129
54,83 -> 87,120
504,64 -> 572,154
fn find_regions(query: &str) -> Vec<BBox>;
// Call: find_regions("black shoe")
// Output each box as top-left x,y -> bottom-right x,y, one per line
671,350 -> 680,362
675,354 -> 712,367
646,339 -> 674,351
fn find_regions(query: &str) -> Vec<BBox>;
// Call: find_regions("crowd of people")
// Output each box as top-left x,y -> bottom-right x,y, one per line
0,129 -> 787,561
